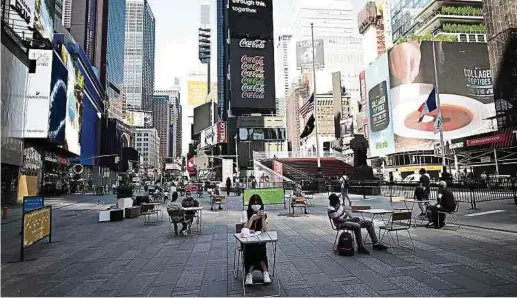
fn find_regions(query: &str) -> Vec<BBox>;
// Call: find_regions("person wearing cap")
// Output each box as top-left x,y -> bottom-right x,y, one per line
427,181 -> 456,228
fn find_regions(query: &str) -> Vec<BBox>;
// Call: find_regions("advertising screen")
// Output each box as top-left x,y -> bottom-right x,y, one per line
359,70 -> 368,138
296,39 -> 325,70
230,38 -> 275,109
238,128 -> 285,141
365,54 -> 395,157
193,102 -> 213,135
228,0 -> 273,39
124,110 -> 153,128
48,51 -> 68,144
187,80 -> 208,108
23,49 -> 53,138
80,92 -> 99,166
63,48 -> 82,156
388,41 -> 496,153
34,0 -> 53,41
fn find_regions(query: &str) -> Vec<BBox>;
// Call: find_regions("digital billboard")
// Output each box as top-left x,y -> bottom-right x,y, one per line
62,47 -> 83,156
230,38 -> 275,110
296,39 -> 325,70
193,102 -> 214,135
388,41 -> 496,153
124,110 -> 153,128
365,53 -> 395,157
187,80 -> 211,108
228,0 -> 273,39
23,49 -> 53,138
48,51 -> 68,144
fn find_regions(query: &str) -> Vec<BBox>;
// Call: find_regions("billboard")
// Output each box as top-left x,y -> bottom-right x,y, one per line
230,38 -> 276,109
359,70 -> 368,138
193,102 -> 214,135
238,128 -> 286,141
124,110 -> 153,128
62,48 -> 83,156
48,51 -> 68,144
388,41 -> 496,153
296,39 -> 325,70
365,53 -> 395,157
228,0 -> 273,39
34,0 -> 53,41
23,49 -> 52,138
187,80 -> 213,108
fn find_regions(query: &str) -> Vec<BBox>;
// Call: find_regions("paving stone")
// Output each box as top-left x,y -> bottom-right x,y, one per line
203,266 -> 227,282
388,275 -> 442,297
378,289 -> 413,296
116,272 -> 159,296
435,272 -> 494,295
147,285 -> 173,297
341,283 -> 379,296
284,287 -> 316,297
402,268 -> 458,290
200,281 -> 227,297
450,265 -> 509,286
65,280 -> 106,297
352,269 -> 399,291
175,269 -> 204,288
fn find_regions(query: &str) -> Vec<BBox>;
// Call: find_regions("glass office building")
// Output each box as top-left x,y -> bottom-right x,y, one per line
106,0 -> 126,100
124,0 -> 156,111
390,0 -> 433,41
216,0 -> 227,120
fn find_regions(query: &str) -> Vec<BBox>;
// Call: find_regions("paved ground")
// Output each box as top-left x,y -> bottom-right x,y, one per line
2,192 -> 517,297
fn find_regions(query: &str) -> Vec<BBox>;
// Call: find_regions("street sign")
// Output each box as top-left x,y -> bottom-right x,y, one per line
23,196 -> 44,213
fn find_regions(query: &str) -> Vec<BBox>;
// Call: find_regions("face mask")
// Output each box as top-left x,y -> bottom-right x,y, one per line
251,205 -> 261,212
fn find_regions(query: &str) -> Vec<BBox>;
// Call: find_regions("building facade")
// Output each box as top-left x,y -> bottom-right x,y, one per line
291,0 -> 363,101
133,128 -> 160,168
124,0 -> 156,111
66,0 -> 98,62
155,89 -> 182,159
276,33 -> 292,119
152,94 -> 171,162
216,0 -> 227,120
358,1 -> 392,68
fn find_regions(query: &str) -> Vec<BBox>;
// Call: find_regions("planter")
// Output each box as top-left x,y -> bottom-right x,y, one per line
117,197 -> 134,216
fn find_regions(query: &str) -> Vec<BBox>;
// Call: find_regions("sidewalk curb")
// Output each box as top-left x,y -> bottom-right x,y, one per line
460,223 -> 517,234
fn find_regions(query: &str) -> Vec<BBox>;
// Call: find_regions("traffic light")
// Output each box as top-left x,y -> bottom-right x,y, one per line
198,28 -> 211,64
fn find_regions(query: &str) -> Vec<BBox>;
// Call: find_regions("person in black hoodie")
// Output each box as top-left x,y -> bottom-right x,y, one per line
427,181 -> 456,228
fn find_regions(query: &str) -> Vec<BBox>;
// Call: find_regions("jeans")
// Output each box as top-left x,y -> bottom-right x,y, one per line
341,188 -> 351,206
427,204 -> 446,227
337,217 -> 378,247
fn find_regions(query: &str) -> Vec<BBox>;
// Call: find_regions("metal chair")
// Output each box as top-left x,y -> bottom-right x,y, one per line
233,223 -> 245,279
328,216 -> 355,252
141,204 -> 159,224
437,202 -> 460,231
379,211 -> 415,250
167,209 -> 192,239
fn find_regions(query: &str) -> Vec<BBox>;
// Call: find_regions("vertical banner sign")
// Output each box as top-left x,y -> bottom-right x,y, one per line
230,38 -> 276,109
332,72 -> 342,139
359,70 -> 368,139
273,160 -> 283,187
23,49 -> 53,138
222,159 -> 233,186
216,121 -> 227,143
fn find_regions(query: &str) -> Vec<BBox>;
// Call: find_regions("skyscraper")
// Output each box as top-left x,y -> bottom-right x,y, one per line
276,33 -> 293,119
216,0 -> 227,120
291,0 -> 363,101
67,0 -> 98,62
155,89 -> 182,159
200,0 -> 210,27
124,0 -> 156,111
153,94 -> 171,162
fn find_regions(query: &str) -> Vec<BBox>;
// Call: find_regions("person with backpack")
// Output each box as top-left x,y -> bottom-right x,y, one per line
339,171 -> 351,206
328,194 -> 388,254
427,181 -> 456,228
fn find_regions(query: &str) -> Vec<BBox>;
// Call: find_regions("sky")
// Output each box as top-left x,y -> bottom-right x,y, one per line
147,0 -> 367,154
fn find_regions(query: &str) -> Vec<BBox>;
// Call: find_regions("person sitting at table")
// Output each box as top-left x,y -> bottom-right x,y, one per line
427,181 -> 456,229
181,191 -> 200,230
167,192 -> 188,235
210,187 -> 223,211
292,182 -> 308,214
244,194 -> 272,286
328,194 -> 388,254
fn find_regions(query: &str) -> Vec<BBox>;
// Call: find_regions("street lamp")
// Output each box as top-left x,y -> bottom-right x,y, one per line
234,134 -> 239,178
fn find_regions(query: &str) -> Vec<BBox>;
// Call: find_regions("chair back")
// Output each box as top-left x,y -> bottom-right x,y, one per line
235,223 -> 245,233
141,204 -> 154,213
351,205 -> 371,211
390,211 -> 412,228
168,209 -> 185,219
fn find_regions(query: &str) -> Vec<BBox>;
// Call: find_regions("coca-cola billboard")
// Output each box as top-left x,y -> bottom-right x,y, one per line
230,38 -> 275,110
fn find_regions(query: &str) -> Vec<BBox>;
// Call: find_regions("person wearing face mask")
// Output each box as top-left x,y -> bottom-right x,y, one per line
244,194 -> 271,286
181,191 -> 199,230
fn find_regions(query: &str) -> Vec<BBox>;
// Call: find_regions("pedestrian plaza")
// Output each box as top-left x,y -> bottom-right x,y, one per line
2,193 -> 517,297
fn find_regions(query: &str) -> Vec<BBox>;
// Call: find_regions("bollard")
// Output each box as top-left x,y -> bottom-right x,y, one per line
2,207 -> 7,219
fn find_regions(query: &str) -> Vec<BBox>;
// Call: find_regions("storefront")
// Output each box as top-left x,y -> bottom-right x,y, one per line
40,152 -> 71,196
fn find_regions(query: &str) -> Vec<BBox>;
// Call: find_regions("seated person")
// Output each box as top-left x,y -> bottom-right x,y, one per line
210,187 -> 223,211
244,194 -> 271,286
181,191 -> 200,230
328,194 -> 388,254
167,192 -> 188,236
427,181 -> 456,229
292,182 -> 308,214
415,168 -> 431,217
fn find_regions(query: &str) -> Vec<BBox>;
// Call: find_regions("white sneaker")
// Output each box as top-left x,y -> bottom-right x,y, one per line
245,273 -> 253,286
263,271 -> 271,284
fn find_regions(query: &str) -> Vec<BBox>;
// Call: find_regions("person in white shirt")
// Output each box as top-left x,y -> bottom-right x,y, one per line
340,171 -> 351,206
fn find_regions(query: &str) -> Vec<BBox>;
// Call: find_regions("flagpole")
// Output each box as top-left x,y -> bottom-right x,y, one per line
432,40 -> 446,167
311,23 -> 322,172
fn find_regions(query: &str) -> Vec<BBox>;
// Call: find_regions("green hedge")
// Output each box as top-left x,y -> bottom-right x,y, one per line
441,6 -> 483,16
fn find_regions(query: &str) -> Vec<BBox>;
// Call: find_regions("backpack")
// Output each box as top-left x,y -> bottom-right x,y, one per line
341,176 -> 349,189
336,232 -> 354,256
